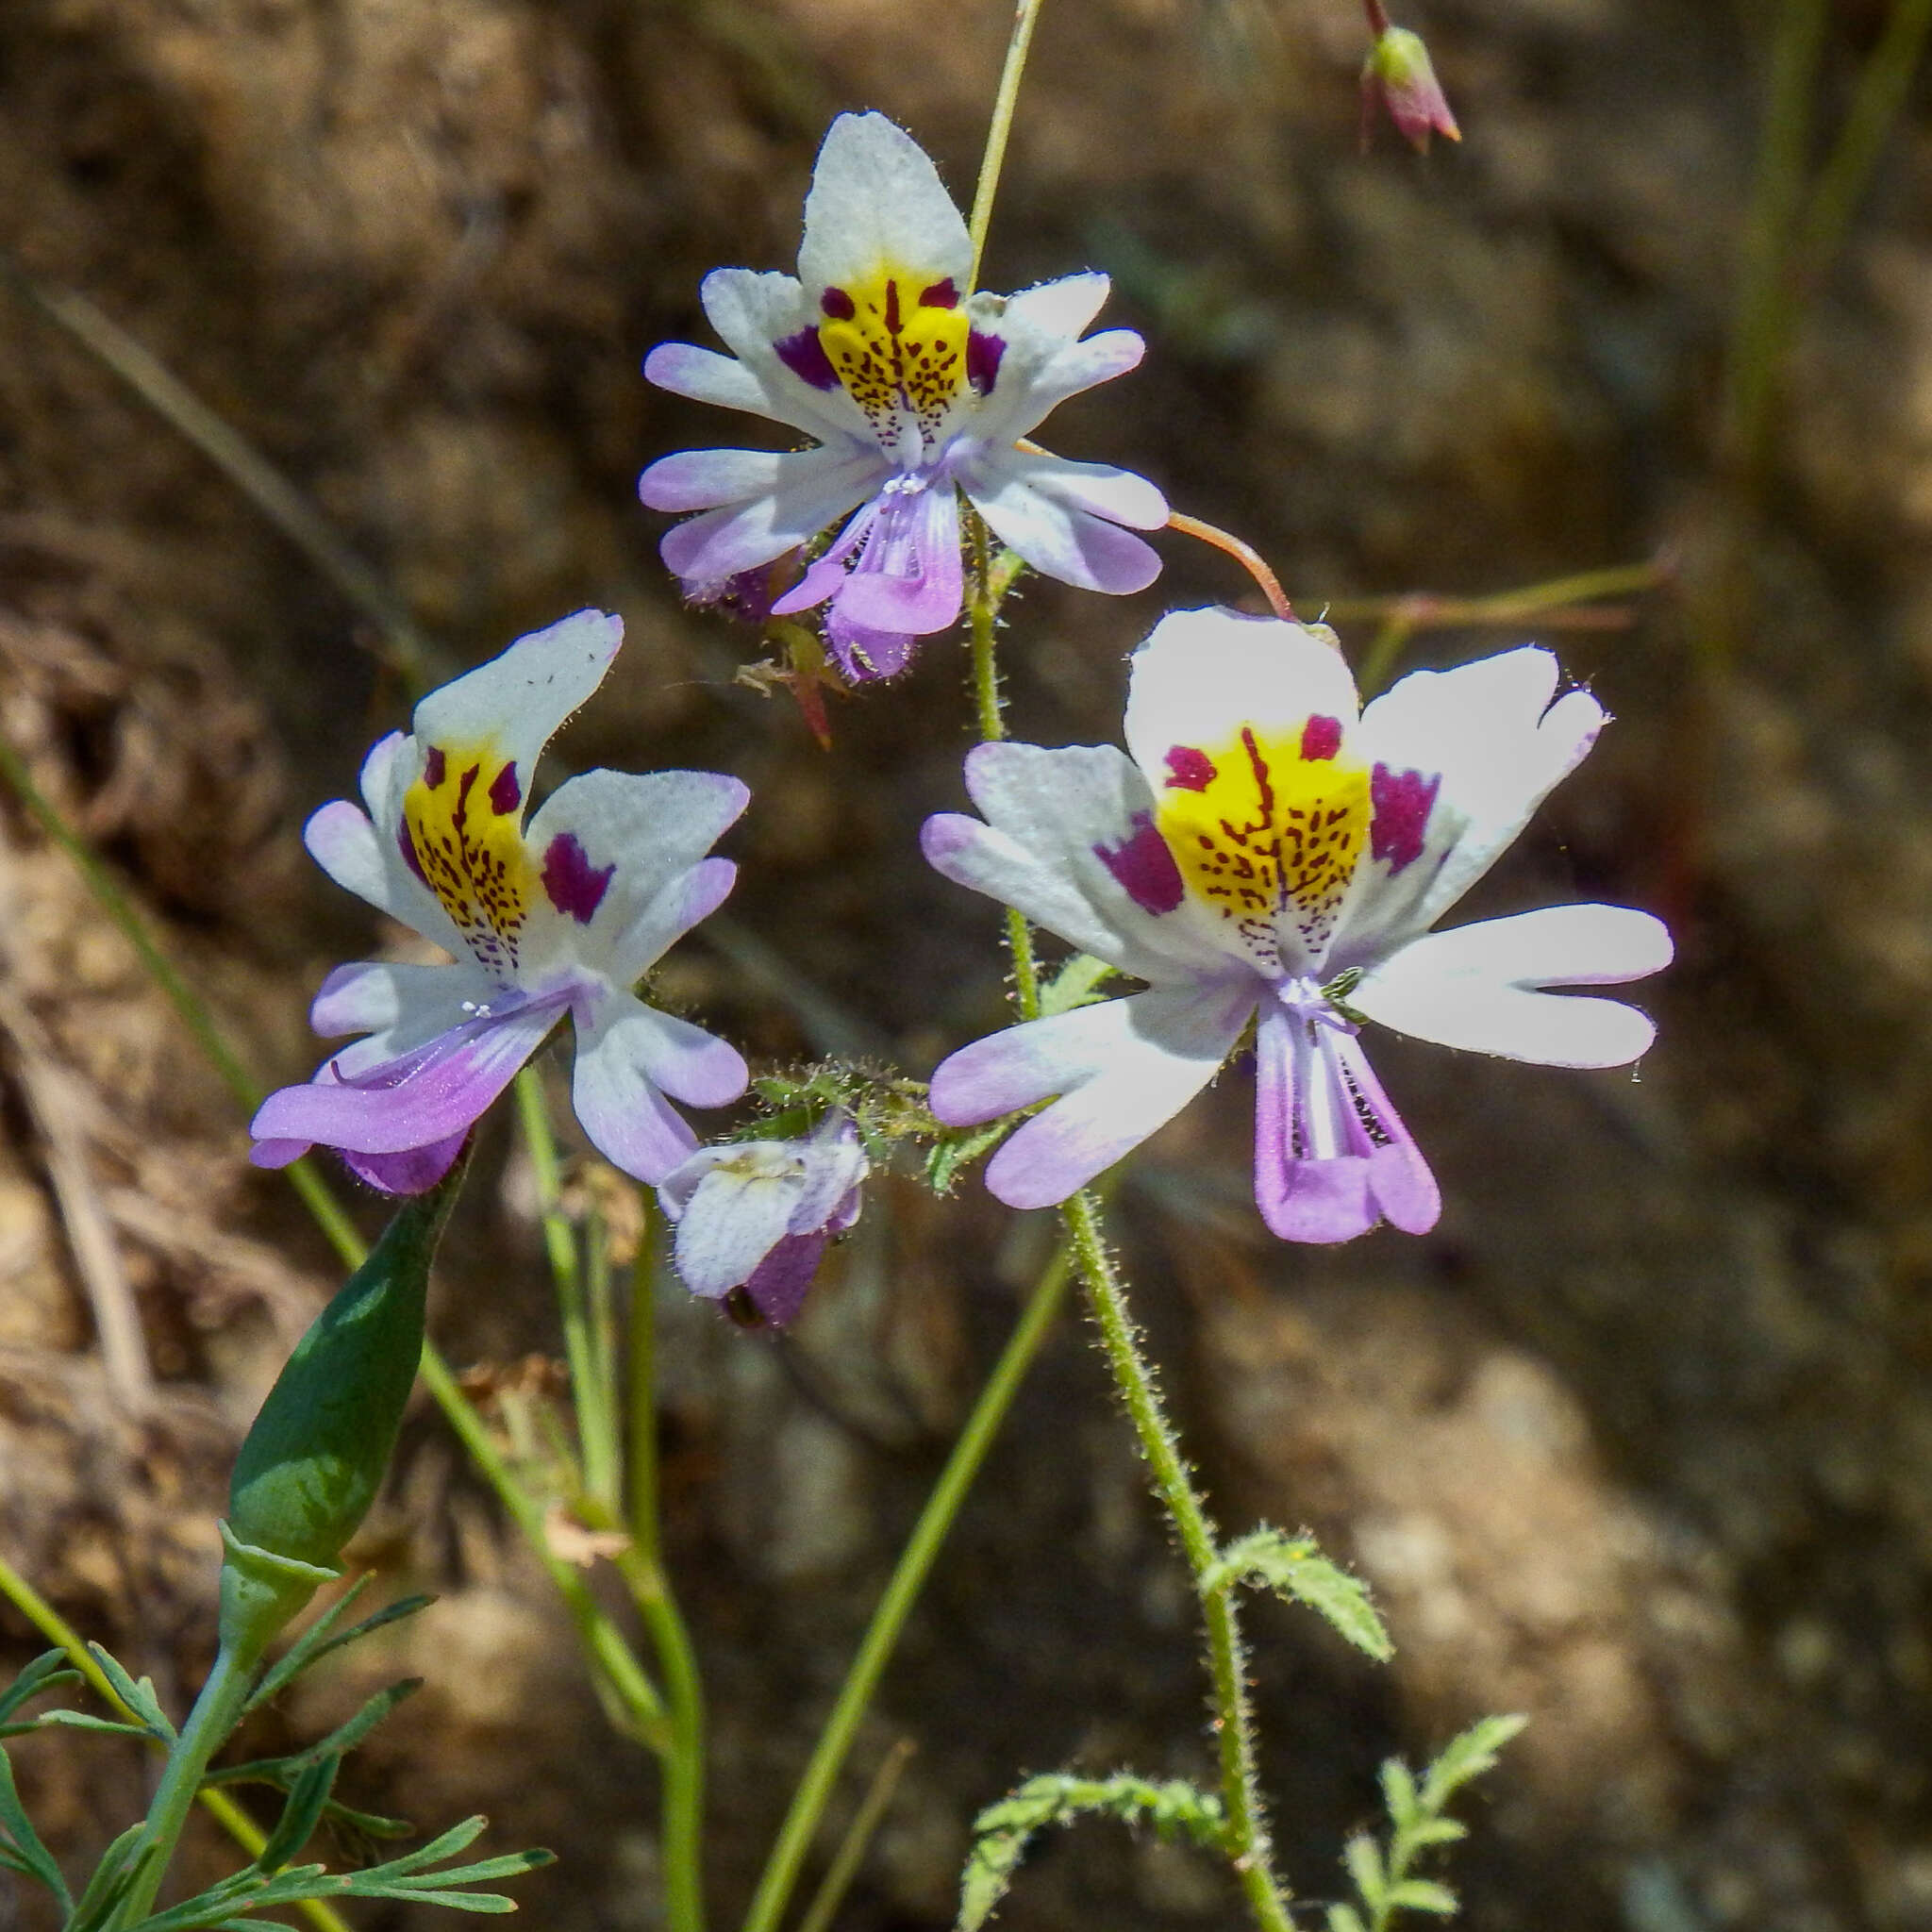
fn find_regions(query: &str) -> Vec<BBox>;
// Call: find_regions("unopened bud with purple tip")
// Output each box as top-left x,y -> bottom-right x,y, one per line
658,1111 -> 867,1327
1361,24 -> 1460,154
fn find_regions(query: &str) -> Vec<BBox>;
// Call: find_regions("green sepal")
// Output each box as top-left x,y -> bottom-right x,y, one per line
216,1524 -> 341,1665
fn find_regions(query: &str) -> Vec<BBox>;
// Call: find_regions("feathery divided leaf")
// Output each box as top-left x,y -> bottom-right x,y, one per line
958,1772 -> 1223,1930
246,1578 -> 434,1715
1337,1713 -> 1526,1932
0,1651 -> 81,1727
1203,1528 -> 1392,1661
0,1744 -> 73,1911
87,1644 -> 176,1740
1040,954 -> 1119,1017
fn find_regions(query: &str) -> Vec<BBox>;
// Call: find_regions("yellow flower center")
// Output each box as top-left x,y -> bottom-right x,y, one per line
818,270 -> 971,450
1154,717 -> 1370,964
403,741 -> 534,976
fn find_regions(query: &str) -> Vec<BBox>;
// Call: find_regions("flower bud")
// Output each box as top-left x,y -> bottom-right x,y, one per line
1361,25 -> 1460,154
219,1164 -> 462,1655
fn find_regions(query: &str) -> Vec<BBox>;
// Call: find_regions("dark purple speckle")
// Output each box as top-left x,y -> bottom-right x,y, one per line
397,818 -> 428,886
489,761 -> 521,815
1300,714 -> 1342,761
920,278 -> 959,309
774,326 -> 841,391
1369,764 -> 1441,874
423,745 -> 446,788
541,831 -> 616,924
1095,811 -> 1185,916
1165,745 -> 1216,792
966,328 -> 1005,393
821,287 -> 856,321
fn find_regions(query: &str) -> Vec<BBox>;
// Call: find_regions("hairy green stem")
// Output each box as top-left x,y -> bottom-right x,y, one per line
1060,1190 -> 1292,1932
967,0 -> 1049,288
738,1240 -> 1074,1932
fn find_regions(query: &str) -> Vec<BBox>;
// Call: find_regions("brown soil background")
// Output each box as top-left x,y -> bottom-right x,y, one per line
4,0 -> 1932,1927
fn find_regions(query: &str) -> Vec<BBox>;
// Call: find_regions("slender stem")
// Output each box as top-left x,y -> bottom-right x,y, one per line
1166,513 -> 1295,622
792,1738 -> 916,1932
113,1644 -> 258,1926
514,1070 -> 620,1507
0,1555 -> 353,1932
1060,1191 -> 1292,1932
967,0 -> 1049,289
1362,0 -> 1391,36
611,1205 -> 708,1932
1797,0 -> 1932,278
739,1239 -> 1074,1932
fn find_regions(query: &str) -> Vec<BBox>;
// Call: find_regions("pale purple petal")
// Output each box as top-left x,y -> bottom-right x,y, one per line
310,959 -> 480,1040
959,461 -> 1160,595
743,1232 -> 829,1326
658,442 -> 885,584
967,324 -> 1147,446
931,982 -> 1254,1208
922,743 -> 1234,982
671,1156 -> 801,1297
771,500 -> 874,613
643,341 -> 773,420
1253,1007 -> 1439,1242
640,447 -> 791,513
250,994 -> 563,1158
342,1132 -> 470,1196
695,268 -> 870,441
825,609 -> 916,682
833,480 -> 963,633
572,991 -> 747,1184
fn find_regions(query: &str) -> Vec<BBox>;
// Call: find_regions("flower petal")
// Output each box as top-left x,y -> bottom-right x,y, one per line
672,1157 -> 802,1297
572,991 -> 747,1183
831,479 -> 964,633
658,442 -> 884,584
250,995 -> 561,1157
310,958 -> 482,1040
520,769 -> 746,982
922,742 -> 1237,982
743,1231 -> 831,1327
967,316 -> 1146,446
342,1133 -> 470,1196
640,447 -> 792,514
413,610 -> 623,793
1339,647 -> 1607,957
643,341 -> 773,419
936,982 -> 1253,1208
1000,272 -> 1113,341
795,112 -> 972,304
1253,1008 -> 1439,1241
1351,905 -> 1671,1067
1124,608 -> 1362,794
698,268 -> 871,442
961,468 -> 1160,594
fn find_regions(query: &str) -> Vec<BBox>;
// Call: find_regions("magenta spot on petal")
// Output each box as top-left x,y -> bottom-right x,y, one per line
1369,764 -> 1441,875
920,277 -> 959,309
541,832 -> 615,924
1300,714 -> 1342,761
1094,811 -> 1185,916
774,326 -> 840,391
966,328 -> 1005,393
489,761 -> 521,815
423,745 -> 446,788
821,286 -> 856,320
397,817 -> 428,886
1165,745 -> 1216,791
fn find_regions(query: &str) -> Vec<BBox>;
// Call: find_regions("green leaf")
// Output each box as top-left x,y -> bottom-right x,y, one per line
1384,1880 -> 1458,1915
1343,1832 -> 1386,1909
32,1709 -> 157,1739
1419,1714 -> 1526,1812
1403,1818 -> 1467,1850
1379,1759 -> 1419,1831
1040,954 -> 1118,1017
958,1773 -> 1222,1930
1326,1907 -> 1369,1932
0,1651 -> 80,1726
1203,1528 -> 1393,1662
0,1746 -> 72,1911
86,1644 -> 176,1740
68,1821 -> 152,1932
257,1757 -> 340,1872
213,1679 -> 423,1791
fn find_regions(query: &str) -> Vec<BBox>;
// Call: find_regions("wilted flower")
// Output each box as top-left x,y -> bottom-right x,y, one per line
923,608 -> 1670,1242
639,111 -> 1166,680
1361,25 -> 1461,153
251,611 -> 749,1192
658,1111 -> 868,1326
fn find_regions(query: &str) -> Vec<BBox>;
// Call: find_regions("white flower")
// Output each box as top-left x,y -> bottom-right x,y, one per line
251,611 -> 748,1191
923,608 -> 1672,1241
639,112 -> 1166,678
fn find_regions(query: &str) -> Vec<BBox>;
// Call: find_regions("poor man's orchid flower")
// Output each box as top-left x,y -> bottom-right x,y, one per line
658,1111 -> 868,1327
639,111 -> 1166,681
251,610 -> 750,1193
923,608 -> 1671,1242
